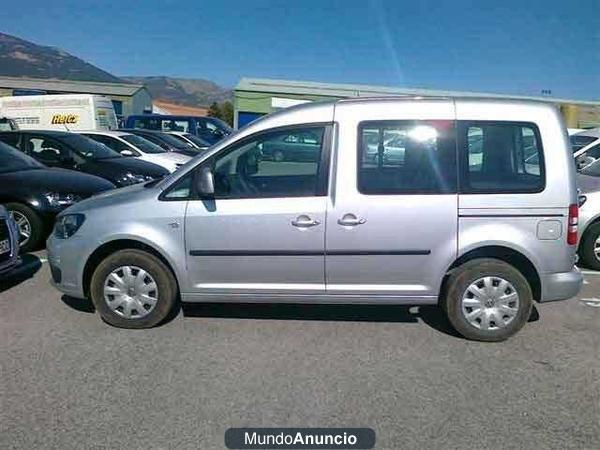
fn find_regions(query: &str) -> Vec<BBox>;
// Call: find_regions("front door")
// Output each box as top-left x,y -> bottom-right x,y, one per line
325,102 -> 458,300
184,124 -> 332,299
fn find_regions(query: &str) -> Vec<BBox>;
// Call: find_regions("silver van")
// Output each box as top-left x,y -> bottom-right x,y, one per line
47,98 -> 583,341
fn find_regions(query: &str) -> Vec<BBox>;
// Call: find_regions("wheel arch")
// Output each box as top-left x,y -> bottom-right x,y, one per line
82,238 -> 180,298
443,245 -> 542,302
0,195 -> 46,212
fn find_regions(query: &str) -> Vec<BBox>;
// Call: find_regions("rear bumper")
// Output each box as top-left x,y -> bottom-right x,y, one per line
540,267 -> 583,302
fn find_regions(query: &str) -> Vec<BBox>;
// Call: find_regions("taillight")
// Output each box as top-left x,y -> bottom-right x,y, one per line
567,203 -> 578,245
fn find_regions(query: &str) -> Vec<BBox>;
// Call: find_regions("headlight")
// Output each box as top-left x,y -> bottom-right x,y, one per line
45,192 -> 81,207
54,214 -> 85,239
117,172 -> 153,186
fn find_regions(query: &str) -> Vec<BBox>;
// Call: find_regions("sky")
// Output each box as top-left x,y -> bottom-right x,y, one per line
1,0 -> 598,99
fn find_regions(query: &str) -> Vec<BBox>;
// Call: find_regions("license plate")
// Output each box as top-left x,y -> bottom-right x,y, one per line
0,239 -> 9,255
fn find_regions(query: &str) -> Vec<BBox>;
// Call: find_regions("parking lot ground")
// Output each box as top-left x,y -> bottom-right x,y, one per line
1,252 -> 599,450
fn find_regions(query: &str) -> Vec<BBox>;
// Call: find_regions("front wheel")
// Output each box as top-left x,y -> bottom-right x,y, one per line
90,249 -> 178,328
443,258 -> 533,342
6,203 -> 44,252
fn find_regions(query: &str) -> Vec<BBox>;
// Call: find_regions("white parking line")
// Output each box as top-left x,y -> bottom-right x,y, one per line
580,298 -> 600,307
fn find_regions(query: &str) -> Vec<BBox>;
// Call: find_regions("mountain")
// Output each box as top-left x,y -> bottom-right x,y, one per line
122,76 -> 232,107
0,32 -> 122,83
0,33 -> 232,108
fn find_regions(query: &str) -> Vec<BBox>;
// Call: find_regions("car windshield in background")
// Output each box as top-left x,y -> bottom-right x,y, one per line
62,134 -> 121,159
121,134 -> 166,154
168,134 -> 195,147
580,160 -> 600,177
205,117 -> 232,134
183,133 -> 211,147
570,135 -> 598,152
0,141 -> 43,173
153,132 -> 191,149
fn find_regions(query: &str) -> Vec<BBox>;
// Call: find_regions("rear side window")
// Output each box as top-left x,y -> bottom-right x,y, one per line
459,122 -> 545,194
357,120 -> 457,194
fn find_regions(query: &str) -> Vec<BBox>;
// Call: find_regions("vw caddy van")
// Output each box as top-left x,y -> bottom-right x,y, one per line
47,98 -> 582,341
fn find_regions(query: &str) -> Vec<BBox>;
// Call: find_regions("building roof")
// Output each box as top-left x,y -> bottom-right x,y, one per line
152,99 -> 208,116
0,76 -> 147,97
236,77 -> 600,106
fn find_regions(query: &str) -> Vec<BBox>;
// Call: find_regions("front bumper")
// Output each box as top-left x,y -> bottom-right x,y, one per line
540,267 -> 583,302
46,233 -> 89,299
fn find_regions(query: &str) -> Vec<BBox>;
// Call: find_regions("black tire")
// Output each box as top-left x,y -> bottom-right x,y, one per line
90,249 -> 178,329
6,203 -> 44,252
443,258 -> 533,342
579,223 -> 600,271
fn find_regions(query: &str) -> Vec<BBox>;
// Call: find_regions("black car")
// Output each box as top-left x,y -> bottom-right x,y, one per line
119,129 -> 199,157
0,141 -> 114,251
0,130 -> 169,187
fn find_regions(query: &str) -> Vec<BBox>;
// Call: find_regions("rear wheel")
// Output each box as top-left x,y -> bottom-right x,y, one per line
6,203 -> 44,252
443,258 -> 533,342
579,223 -> 600,271
90,249 -> 178,328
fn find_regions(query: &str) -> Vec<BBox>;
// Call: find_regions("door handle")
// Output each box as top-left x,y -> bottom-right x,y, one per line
338,214 -> 367,227
291,215 -> 321,228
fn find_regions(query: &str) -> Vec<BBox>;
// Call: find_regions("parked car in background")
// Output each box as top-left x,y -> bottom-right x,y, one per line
0,141 -> 114,251
124,114 -> 232,145
119,129 -> 198,157
47,98 -> 582,341
77,130 -> 191,173
0,204 -> 20,275
571,128 -> 600,170
166,131 -> 211,151
577,165 -> 600,270
0,94 -> 117,131
0,130 -> 169,188
260,128 -> 323,162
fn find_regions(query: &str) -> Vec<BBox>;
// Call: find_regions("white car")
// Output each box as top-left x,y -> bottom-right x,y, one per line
166,131 -> 211,151
577,167 -> 600,270
571,128 -> 600,170
77,130 -> 191,173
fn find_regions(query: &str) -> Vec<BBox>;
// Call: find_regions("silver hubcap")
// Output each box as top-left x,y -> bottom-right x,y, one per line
461,276 -> 520,330
103,266 -> 158,319
9,211 -> 31,247
594,237 -> 600,262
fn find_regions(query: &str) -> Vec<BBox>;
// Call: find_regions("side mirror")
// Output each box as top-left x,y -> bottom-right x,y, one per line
195,165 -> 215,198
120,149 -> 134,157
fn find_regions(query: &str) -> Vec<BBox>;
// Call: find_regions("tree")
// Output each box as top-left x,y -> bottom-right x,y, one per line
207,100 -> 234,127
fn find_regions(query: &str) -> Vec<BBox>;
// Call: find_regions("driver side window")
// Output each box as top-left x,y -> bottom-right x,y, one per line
211,125 -> 327,199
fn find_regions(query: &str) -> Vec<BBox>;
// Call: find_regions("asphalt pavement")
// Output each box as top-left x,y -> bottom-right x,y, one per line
1,252 -> 599,449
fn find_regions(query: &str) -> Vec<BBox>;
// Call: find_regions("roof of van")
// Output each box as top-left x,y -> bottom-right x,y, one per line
127,114 -> 208,119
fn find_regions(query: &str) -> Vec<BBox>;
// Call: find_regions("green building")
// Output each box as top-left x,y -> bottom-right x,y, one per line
234,77 -> 600,130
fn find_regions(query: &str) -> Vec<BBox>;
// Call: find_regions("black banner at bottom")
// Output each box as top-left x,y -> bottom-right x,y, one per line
225,428 -> 375,449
